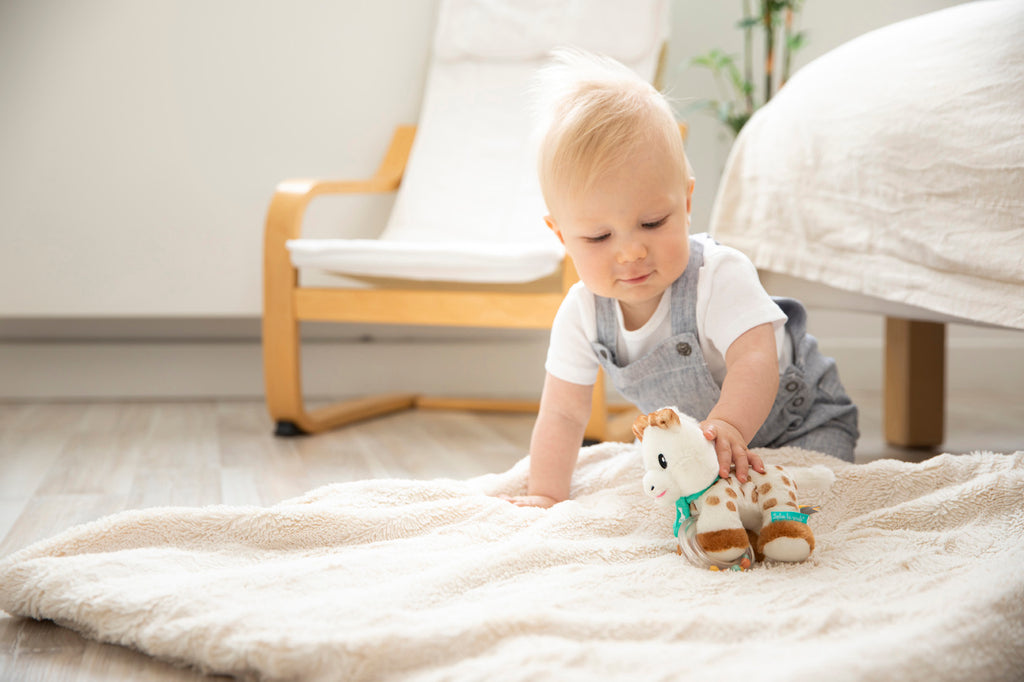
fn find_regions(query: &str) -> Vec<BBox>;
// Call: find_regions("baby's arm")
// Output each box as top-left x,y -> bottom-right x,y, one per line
702,322 -> 778,482
501,373 -> 592,508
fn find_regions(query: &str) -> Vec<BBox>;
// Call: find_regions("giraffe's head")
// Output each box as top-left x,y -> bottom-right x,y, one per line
634,408 -> 719,502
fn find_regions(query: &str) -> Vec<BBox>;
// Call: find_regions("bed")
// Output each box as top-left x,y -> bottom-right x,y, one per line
708,0 -> 1024,446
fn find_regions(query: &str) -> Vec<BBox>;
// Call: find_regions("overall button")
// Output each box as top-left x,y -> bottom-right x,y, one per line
676,342 -> 692,357
792,396 -> 805,407
787,416 -> 805,431
785,380 -> 799,392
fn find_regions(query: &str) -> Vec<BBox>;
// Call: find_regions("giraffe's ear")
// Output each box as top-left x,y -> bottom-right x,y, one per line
632,414 -> 651,442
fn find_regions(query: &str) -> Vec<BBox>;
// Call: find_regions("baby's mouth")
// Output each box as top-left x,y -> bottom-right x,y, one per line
620,272 -> 652,285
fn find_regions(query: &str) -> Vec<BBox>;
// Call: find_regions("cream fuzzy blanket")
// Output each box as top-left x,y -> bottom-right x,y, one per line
2,445 -> 1023,681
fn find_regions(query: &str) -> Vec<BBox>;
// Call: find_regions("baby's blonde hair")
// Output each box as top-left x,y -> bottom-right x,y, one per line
534,48 -> 690,214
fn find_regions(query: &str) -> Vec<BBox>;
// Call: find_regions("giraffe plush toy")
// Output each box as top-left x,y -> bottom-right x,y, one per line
634,407 -> 833,566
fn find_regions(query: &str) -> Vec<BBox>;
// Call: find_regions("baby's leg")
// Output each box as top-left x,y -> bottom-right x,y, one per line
784,423 -> 857,462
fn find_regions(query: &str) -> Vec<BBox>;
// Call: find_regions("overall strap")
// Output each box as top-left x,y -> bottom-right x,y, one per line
594,294 -> 619,362
669,236 -> 705,336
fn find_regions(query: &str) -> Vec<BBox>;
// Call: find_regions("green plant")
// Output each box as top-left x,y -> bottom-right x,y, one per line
689,0 -> 807,135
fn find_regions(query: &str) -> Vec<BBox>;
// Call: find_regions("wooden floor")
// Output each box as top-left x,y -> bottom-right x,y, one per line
0,389 -> 1021,681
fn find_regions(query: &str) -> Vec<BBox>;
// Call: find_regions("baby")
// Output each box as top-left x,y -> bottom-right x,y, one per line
504,49 -> 858,508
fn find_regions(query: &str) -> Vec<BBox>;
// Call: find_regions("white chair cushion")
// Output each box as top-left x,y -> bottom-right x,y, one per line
288,0 -> 669,284
287,238 -> 564,284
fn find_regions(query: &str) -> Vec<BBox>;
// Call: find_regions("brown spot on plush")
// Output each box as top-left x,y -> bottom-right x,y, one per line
696,528 -> 748,554
763,498 -> 778,510
725,488 -> 737,499
705,496 -> 721,506
759,483 -> 772,495
789,491 -> 797,501
781,475 -> 791,486
726,501 -> 737,512
757,520 -> 815,555
752,490 -> 759,503
775,465 -> 784,471
787,501 -> 799,510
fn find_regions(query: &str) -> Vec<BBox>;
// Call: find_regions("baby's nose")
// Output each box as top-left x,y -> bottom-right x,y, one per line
616,240 -> 647,263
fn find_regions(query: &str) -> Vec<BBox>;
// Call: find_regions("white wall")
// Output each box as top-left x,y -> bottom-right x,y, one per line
0,0 -> 437,316
2,0 -> 1020,400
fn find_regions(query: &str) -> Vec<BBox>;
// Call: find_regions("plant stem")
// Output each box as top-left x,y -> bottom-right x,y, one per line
743,0 -> 754,115
762,0 -> 774,105
782,6 -> 793,87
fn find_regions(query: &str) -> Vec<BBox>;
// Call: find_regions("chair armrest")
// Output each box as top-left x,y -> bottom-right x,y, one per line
264,125 -> 416,247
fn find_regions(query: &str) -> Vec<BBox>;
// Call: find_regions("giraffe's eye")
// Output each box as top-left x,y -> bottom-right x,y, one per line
658,454 -> 668,469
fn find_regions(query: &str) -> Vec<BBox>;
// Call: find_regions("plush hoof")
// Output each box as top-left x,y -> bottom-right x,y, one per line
758,520 -> 815,562
696,528 -> 750,563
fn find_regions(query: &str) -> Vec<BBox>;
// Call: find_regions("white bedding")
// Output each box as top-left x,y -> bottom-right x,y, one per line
2,444 -> 1023,681
710,0 -> 1024,330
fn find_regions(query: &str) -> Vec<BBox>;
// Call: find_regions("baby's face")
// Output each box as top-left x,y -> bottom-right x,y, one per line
547,143 -> 693,330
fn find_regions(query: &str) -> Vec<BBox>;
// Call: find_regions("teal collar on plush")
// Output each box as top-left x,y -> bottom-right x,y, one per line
674,477 -> 720,537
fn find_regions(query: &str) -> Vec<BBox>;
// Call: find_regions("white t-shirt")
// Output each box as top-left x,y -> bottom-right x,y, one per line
545,234 -> 792,387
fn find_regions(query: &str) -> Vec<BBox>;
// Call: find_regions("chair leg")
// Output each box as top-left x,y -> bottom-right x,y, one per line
261,144 -> 422,436
262,267 -> 311,435
884,318 -> 945,447
583,369 -> 609,443
262,300 -> 417,435
605,409 -> 643,443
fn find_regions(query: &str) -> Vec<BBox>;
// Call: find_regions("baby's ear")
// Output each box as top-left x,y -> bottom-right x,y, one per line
544,216 -> 565,245
632,414 -> 650,441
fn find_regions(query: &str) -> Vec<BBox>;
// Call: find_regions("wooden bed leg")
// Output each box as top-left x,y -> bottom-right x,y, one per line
884,318 -> 945,448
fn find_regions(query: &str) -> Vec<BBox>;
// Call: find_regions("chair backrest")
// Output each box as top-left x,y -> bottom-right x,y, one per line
381,0 -> 669,250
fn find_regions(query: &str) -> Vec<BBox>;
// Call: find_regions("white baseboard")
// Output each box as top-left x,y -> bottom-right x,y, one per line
1,334 -> 1021,401
0,339 -> 548,401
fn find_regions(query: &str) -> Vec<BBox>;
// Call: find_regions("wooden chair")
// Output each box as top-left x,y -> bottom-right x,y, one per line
262,0 -> 670,438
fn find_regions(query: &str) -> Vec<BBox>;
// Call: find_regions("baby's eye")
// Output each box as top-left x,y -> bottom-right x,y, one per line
658,454 -> 668,469
641,217 -> 667,229
584,233 -> 610,243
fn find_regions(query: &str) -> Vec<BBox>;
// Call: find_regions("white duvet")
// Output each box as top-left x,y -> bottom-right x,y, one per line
2,444 -> 1023,681
710,0 -> 1024,330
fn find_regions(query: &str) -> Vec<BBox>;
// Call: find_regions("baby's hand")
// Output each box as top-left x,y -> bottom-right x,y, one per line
497,494 -> 559,508
699,419 -> 766,484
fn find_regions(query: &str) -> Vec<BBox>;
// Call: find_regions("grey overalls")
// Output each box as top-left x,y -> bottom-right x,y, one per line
592,237 -> 859,461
